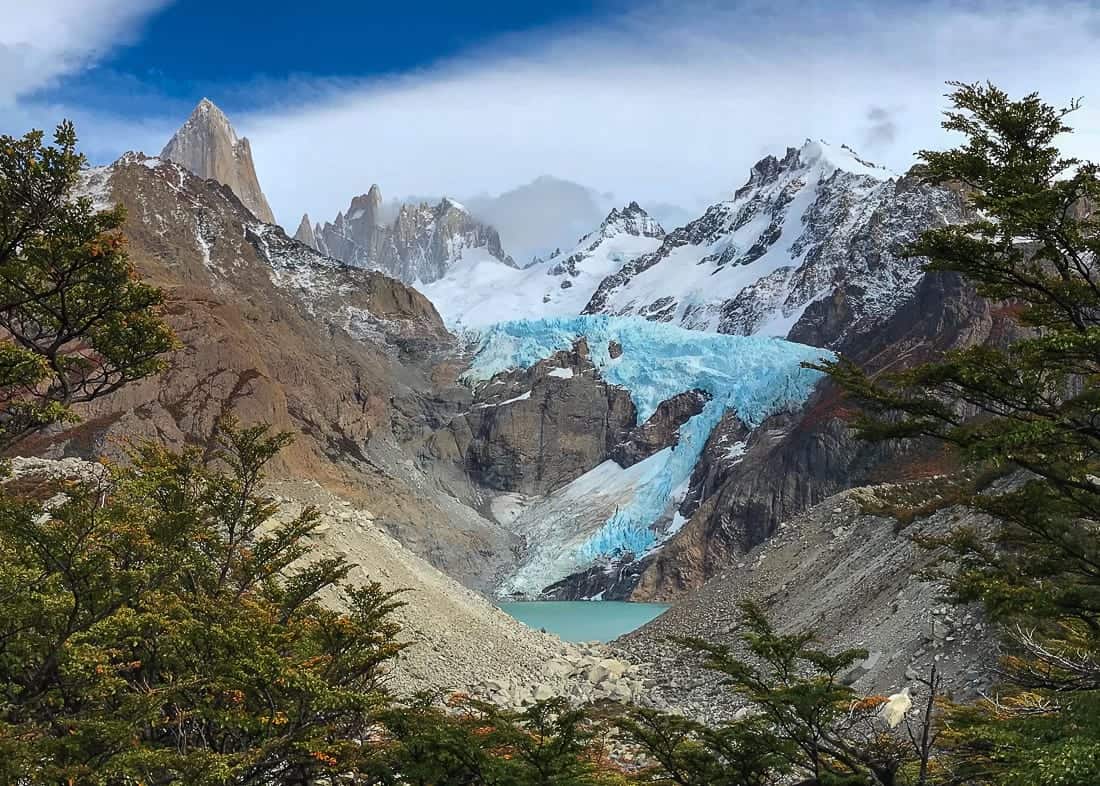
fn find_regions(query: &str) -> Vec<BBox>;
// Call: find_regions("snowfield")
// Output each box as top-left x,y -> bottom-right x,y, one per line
420,203 -> 664,329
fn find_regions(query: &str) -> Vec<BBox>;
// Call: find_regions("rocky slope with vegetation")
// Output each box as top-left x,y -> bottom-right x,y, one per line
618,482 -> 998,723
33,148 -> 525,594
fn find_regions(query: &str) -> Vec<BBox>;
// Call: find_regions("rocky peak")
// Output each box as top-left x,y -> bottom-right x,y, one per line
584,139 -> 963,343
735,139 -> 889,200
312,190 -> 514,285
599,202 -> 665,240
293,214 -> 318,250
348,185 -> 384,226
160,98 -> 277,225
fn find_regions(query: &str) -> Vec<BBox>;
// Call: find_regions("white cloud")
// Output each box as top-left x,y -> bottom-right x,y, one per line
235,0 -> 1100,230
0,0 -> 170,105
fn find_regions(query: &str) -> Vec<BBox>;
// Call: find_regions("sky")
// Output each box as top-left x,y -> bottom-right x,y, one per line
5,0 -> 1100,230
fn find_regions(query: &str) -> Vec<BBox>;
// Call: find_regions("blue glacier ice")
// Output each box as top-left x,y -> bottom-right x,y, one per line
465,316 -> 834,592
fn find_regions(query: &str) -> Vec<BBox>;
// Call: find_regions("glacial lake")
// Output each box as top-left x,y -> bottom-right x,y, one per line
498,601 -> 670,643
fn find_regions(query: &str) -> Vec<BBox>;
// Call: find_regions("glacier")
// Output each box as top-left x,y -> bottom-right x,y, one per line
465,316 -> 833,596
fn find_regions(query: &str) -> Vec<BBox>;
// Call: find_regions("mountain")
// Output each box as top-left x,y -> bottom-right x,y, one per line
57,126 -> 984,611
293,212 -> 318,248
41,151 -> 532,595
21,117 -> 1007,713
419,201 -> 665,328
160,98 -> 277,225
307,186 -> 515,285
583,140 -> 964,347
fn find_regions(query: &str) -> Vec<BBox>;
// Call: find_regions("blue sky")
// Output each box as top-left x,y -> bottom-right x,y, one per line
36,1 -> 622,116
5,1 -> 1100,229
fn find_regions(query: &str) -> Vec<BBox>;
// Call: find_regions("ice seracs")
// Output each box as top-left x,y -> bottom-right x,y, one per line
464,315 -> 832,596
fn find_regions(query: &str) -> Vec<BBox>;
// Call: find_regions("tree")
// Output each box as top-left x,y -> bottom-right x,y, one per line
616,706 -> 789,786
0,121 -> 175,449
0,420 -> 407,784
818,82 -> 1100,784
376,694 -> 628,786
620,602 -> 938,786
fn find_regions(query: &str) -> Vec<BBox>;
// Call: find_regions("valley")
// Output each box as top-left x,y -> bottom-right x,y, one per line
7,3 -> 1097,780
25,97 -> 1008,712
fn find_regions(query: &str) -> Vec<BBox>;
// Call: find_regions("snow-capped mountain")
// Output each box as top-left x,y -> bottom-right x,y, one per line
420,202 -> 665,328
300,186 -> 515,286
160,99 -> 277,225
583,140 -> 965,346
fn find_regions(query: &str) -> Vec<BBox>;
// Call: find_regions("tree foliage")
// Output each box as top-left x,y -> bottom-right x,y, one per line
377,695 -> 629,786
0,121 -> 175,449
819,82 -> 1100,784
618,603 -> 941,786
0,421 -> 407,784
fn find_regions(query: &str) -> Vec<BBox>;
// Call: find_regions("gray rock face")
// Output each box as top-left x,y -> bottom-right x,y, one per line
293,213 -> 318,250
435,340 -> 637,497
313,188 -> 515,285
160,98 -> 277,225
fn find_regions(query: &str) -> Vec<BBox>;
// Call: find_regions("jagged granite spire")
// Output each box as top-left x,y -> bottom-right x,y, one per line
293,213 -> 318,250
313,187 -> 514,284
161,98 -> 277,225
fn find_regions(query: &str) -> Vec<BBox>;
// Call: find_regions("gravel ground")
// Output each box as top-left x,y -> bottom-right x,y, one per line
615,485 -> 999,724
267,478 -> 586,699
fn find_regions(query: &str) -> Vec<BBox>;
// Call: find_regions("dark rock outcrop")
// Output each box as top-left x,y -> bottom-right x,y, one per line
631,269 -> 1027,600
432,342 -> 636,497
610,389 -> 710,467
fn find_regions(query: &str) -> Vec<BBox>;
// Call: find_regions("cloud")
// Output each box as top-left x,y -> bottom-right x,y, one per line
10,0 -> 1100,240
230,0 -> 1100,230
864,106 -> 899,149
0,0 -> 170,106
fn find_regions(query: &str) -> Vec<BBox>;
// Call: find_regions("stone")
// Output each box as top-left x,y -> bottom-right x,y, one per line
600,658 -> 629,680
161,99 -> 277,224
586,663 -> 612,685
543,659 -> 575,679
446,341 -> 637,496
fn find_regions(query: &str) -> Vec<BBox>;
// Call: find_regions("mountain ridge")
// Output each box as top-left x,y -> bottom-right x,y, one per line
582,138 -> 962,346
160,98 -> 277,225
307,184 -> 515,285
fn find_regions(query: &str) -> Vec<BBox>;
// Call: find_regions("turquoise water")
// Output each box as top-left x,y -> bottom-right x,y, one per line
498,601 -> 669,643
